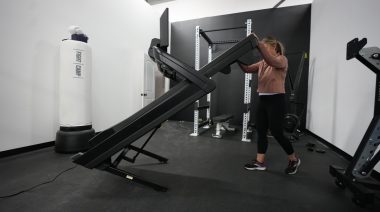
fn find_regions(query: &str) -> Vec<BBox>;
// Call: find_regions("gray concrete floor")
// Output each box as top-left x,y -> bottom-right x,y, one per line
0,121 -> 378,211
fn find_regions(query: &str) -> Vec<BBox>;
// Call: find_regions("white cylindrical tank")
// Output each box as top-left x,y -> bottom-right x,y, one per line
55,29 -> 95,153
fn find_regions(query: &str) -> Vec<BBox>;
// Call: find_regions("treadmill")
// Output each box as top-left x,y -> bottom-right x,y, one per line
72,34 -> 258,191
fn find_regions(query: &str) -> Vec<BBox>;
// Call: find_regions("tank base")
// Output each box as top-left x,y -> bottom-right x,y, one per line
55,128 -> 95,153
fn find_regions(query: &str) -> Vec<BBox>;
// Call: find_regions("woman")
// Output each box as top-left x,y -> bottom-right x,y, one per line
239,33 -> 300,175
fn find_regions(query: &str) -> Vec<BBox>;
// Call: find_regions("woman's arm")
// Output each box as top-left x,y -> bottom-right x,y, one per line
257,41 -> 287,69
239,61 -> 261,73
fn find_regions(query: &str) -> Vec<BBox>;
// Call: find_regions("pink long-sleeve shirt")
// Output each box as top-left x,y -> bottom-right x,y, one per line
245,42 -> 288,94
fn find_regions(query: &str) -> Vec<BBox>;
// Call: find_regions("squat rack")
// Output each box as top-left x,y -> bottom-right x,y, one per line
190,19 -> 253,142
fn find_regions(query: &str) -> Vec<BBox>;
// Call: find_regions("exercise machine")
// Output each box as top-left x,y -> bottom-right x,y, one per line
72,34 -> 258,191
212,114 -> 236,139
330,37 -> 380,206
191,20 -> 252,140
284,51 -> 308,141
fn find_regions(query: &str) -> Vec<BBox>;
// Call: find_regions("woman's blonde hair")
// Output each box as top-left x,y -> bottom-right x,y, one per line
262,36 -> 285,55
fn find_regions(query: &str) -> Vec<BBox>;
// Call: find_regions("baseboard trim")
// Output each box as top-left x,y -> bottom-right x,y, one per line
305,129 -> 380,182
0,131 -> 101,159
0,141 -> 55,158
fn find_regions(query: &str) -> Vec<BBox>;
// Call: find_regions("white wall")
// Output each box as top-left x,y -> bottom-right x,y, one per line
308,0 -> 380,172
151,0 -> 313,22
0,0 -> 158,151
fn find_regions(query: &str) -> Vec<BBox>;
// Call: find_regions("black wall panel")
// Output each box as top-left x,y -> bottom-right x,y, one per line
169,4 -> 311,128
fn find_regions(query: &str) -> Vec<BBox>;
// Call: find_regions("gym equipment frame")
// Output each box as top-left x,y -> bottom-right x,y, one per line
73,34 -> 258,191
190,20 -> 252,141
330,38 -> 380,206
284,51 -> 308,141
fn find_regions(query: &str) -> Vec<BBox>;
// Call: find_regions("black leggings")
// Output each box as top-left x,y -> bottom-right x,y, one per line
255,94 -> 294,155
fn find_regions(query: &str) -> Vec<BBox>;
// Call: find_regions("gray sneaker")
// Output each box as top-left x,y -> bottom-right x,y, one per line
244,160 -> 267,171
285,158 -> 301,175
